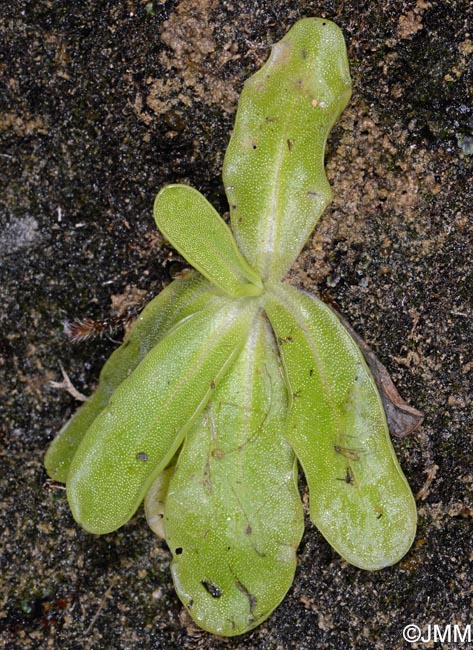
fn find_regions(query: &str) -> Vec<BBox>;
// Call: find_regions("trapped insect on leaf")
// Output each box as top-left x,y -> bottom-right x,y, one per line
45,17 -> 418,636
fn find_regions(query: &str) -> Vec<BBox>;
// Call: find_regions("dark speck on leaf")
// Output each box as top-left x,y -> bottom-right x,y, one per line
336,467 -> 355,485
136,452 -> 148,462
201,580 -> 222,598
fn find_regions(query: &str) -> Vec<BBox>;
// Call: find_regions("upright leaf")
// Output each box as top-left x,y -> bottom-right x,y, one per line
264,284 -> 417,570
223,18 -> 352,281
45,272 -> 215,482
67,298 -> 257,534
161,315 -> 303,636
154,184 -> 263,297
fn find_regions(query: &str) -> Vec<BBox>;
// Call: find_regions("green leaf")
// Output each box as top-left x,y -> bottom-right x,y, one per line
161,314 -> 303,636
145,462 -> 176,540
154,184 -> 263,297
264,284 -> 417,570
222,18 -> 352,282
66,297 -> 257,534
45,272 -> 215,482
45,15 -> 419,638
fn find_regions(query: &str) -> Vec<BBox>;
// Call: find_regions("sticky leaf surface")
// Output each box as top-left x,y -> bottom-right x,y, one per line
264,284 -> 417,570
67,298 -> 256,534
154,184 -> 263,297
45,272 -> 215,482
223,18 -> 352,281
162,315 -> 303,636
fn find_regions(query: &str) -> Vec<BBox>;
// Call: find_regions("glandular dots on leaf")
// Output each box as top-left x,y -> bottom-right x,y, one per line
45,17 -> 417,638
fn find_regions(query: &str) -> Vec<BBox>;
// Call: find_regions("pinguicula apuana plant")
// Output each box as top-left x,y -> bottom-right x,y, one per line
45,18 -> 417,636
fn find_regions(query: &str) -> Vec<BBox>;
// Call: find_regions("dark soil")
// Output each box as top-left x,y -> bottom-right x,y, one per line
1,1 -> 471,649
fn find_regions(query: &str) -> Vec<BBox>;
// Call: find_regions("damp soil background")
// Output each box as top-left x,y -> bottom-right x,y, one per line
1,1 -> 472,649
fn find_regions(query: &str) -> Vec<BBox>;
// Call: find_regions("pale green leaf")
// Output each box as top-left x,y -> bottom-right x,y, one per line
145,462 -> 176,540
66,297 -> 257,534
45,272 -> 215,482
154,184 -> 263,297
264,284 -> 417,570
223,18 -> 352,282
162,314 -> 303,636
